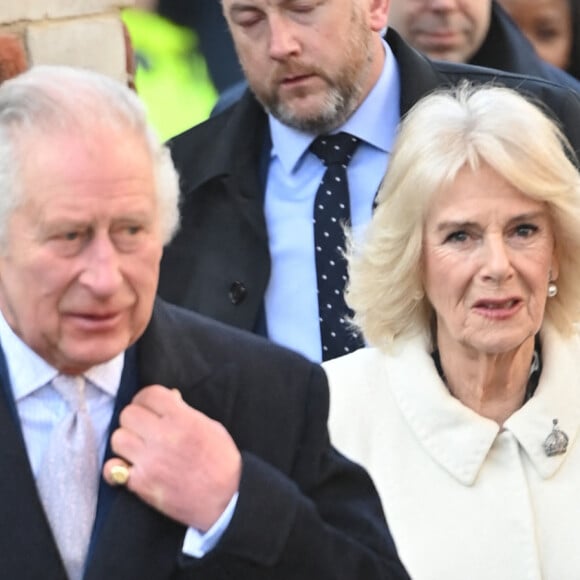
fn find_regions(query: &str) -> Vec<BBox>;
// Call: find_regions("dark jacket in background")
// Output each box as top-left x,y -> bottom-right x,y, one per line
471,1 -> 580,91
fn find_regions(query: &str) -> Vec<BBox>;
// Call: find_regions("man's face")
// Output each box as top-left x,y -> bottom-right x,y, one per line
0,128 -> 164,374
223,0 -> 389,134
389,0 -> 492,63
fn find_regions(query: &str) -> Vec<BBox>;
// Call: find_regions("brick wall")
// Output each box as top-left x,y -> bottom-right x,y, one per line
0,0 -> 134,83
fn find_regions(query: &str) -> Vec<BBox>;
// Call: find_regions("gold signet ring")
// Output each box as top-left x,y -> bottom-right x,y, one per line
110,464 -> 130,486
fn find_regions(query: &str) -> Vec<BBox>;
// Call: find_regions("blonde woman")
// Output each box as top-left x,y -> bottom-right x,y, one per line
325,83 -> 580,580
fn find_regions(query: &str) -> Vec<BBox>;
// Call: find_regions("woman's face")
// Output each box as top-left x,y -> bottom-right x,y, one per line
499,0 -> 572,70
422,164 -> 558,357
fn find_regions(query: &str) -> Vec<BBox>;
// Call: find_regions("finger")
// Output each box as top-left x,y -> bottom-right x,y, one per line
110,425 -> 146,462
131,385 -> 183,416
118,402 -> 161,438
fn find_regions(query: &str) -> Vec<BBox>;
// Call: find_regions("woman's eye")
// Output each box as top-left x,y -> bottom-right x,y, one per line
444,230 -> 468,244
514,223 -> 538,238
535,25 -> 560,42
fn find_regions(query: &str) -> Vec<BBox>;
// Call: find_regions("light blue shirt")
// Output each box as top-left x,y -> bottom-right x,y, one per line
0,311 -> 236,558
263,40 -> 401,362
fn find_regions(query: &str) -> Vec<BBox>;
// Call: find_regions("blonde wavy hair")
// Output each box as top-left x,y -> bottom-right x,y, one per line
347,82 -> 580,351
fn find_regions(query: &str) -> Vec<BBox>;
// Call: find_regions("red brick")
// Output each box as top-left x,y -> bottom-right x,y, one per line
0,33 -> 27,83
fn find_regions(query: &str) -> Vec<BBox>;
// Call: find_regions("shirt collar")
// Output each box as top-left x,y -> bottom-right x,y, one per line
386,332 -> 500,486
0,310 -> 124,401
269,38 -> 401,175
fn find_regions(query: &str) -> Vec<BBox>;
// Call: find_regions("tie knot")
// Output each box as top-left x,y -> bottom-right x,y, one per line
309,132 -> 360,167
52,374 -> 86,412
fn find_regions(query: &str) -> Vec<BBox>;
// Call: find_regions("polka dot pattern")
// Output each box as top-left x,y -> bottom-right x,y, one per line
310,132 -> 363,361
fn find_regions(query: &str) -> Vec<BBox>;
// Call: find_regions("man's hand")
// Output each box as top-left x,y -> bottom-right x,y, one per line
103,385 -> 242,532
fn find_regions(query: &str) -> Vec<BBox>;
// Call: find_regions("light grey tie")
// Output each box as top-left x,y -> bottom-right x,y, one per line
37,375 -> 99,580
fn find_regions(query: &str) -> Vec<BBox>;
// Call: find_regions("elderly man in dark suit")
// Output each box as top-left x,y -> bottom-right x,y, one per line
158,0 -> 580,364
0,65 -> 409,580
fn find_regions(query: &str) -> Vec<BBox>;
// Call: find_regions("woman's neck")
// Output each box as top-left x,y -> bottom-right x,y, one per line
437,337 -> 536,426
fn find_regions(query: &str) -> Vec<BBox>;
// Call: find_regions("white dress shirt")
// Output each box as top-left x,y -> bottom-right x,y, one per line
264,39 -> 401,362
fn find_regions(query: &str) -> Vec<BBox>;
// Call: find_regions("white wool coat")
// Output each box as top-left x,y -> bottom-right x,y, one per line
324,323 -> 580,580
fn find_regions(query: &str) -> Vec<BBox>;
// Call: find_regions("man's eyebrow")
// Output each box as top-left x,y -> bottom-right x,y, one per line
228,2 -> 259,15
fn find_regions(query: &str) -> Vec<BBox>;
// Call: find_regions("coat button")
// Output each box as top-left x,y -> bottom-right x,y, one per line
229,281 -> 247,305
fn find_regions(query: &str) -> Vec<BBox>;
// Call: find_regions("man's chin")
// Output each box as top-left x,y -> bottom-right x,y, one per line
55,337 -> 131,373
269,98 -> 345,134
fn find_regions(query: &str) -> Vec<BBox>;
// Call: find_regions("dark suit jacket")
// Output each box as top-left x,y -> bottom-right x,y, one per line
0,299 -> 409,580
471,2 -> 580,91
158,29 -> 580,334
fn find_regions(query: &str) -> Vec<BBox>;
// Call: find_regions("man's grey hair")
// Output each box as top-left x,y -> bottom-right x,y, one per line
0,65 -> 180,248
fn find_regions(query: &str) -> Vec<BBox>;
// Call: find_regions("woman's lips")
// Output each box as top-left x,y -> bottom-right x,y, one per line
472,298 -> 522,319
474,299 -> 519,309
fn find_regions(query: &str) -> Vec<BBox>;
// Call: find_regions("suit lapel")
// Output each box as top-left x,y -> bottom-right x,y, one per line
85,488 -> 186,580
0,357 -> 67,578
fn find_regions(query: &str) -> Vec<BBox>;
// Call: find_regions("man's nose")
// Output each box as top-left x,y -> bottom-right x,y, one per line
268,14 -> 300,60
78,235 -> 123,296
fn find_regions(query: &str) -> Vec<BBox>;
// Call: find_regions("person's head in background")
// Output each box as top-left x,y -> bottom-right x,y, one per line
387,0 -> 492,62
220,0 -> 389,134
498,0 -> 579,78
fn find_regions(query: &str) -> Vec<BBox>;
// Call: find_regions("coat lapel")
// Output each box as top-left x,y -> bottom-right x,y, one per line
386,29 -> 444,117
0,374 -> 67,578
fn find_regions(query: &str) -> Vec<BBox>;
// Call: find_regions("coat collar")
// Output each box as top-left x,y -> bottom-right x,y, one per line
504,324 -> 580,479
384,28 -> 443,118
387,324 -> 580,485
168,90 -> 268,196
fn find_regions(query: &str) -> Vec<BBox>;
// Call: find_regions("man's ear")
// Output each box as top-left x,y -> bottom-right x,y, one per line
369,0 -> 390,33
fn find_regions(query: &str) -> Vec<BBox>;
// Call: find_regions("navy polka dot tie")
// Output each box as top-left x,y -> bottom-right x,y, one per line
310,132 -> 363,361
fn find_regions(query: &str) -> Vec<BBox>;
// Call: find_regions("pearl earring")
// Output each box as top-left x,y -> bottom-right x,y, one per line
548,281 -> 558,298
